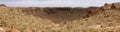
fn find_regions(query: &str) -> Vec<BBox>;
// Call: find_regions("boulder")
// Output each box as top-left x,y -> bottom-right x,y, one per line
102,3 -> 112,10
112,2 -> 120,9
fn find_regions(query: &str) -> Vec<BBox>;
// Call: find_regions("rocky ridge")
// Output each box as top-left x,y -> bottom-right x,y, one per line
0,2 -> 120,32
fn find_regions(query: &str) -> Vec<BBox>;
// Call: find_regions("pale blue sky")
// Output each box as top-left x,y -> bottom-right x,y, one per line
0,0 -> 119,7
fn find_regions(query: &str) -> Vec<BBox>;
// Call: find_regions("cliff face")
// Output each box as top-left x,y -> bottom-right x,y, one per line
0,2 -> 120,32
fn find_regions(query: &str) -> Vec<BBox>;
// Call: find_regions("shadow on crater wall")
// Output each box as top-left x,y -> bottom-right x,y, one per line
21,7 -> 100,24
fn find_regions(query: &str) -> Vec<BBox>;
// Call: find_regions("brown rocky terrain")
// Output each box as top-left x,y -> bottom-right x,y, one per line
0,4 -> 7,7
0,2 -> 120,32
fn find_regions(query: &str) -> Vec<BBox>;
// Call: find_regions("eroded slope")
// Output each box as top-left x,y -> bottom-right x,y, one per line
0,2 -> 120,32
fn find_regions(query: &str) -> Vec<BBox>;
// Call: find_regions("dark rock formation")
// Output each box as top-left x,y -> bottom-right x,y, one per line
0,4 -> 7,7
113,2 -> 120,9
102,2 -> 120,10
